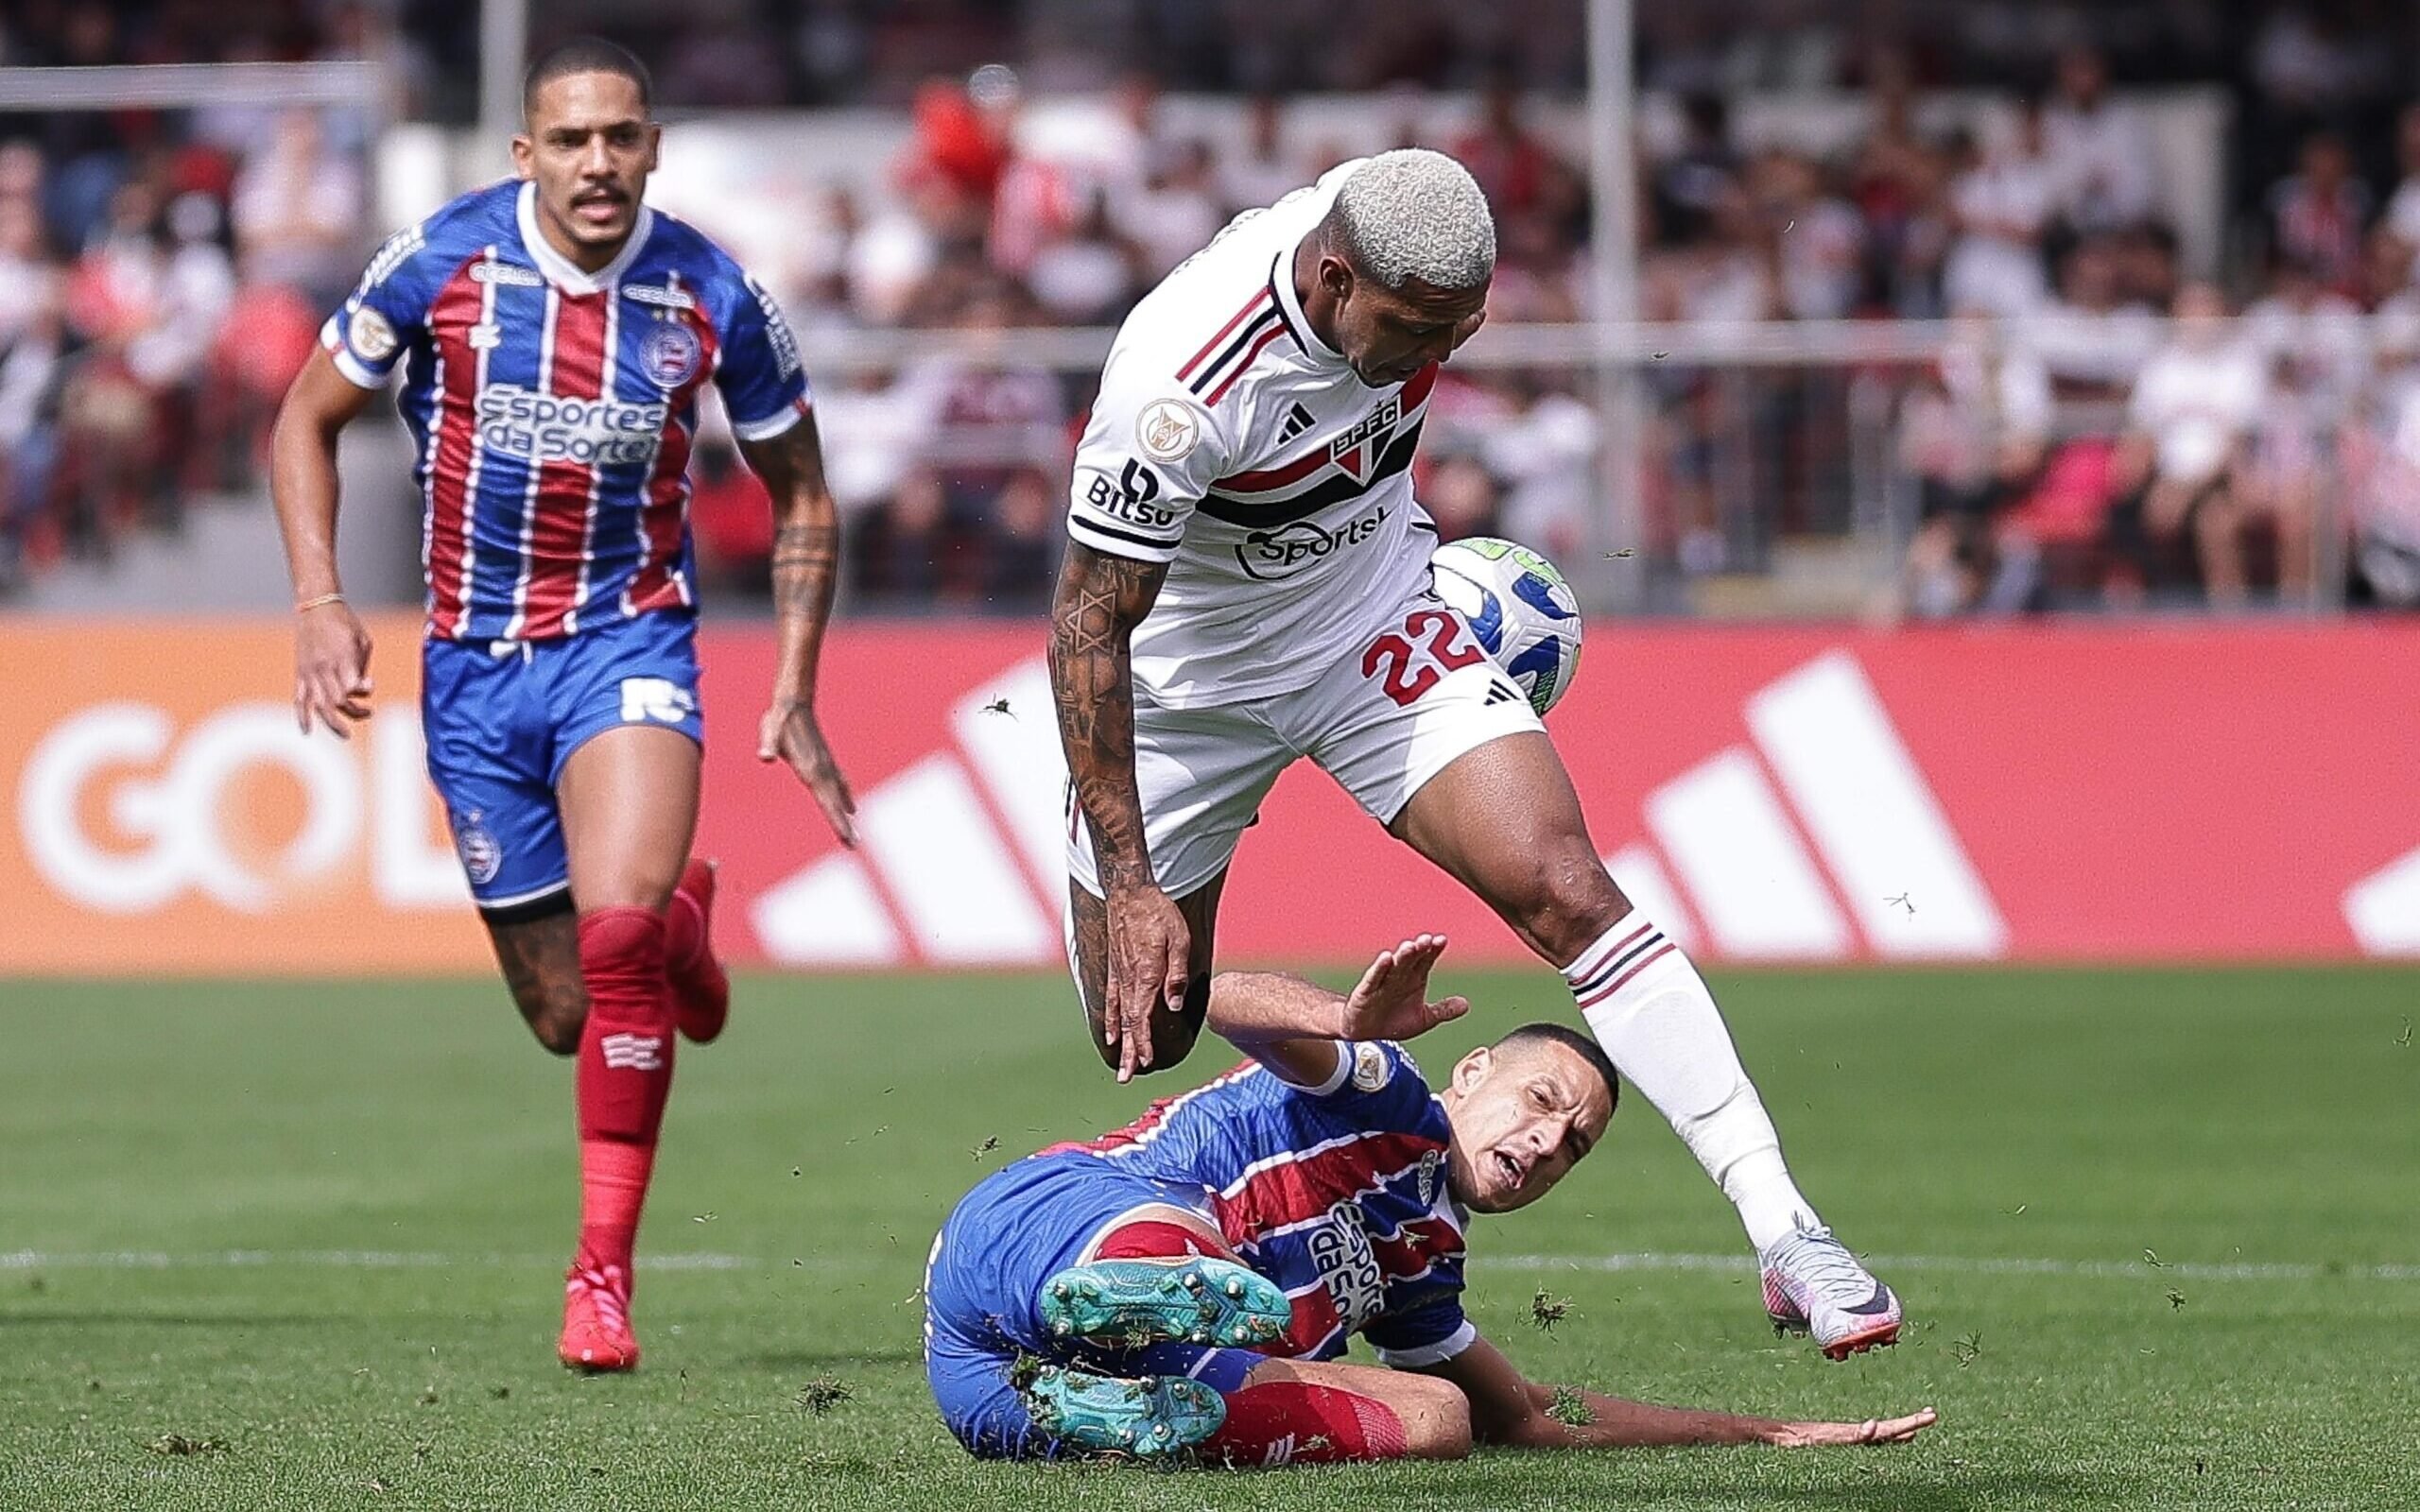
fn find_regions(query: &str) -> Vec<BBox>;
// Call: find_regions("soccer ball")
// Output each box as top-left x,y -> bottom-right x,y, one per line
1428,536 -> 1583,716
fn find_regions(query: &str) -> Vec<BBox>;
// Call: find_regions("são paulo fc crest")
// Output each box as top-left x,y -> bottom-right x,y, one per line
640,320 -> 702,388
453,812 -> 502,886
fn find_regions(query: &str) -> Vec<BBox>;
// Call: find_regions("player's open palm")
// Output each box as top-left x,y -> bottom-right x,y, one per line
1340,934 -> 1469,1043
294,601 -> 374,739
1770,1408 -> 1937,1447
759,699 -> 858,847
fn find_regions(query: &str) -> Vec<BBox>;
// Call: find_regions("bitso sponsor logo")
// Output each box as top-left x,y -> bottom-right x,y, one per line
475,386 -> 667,467
1233,509 -> 1386,580
1083,458 -> 1180,532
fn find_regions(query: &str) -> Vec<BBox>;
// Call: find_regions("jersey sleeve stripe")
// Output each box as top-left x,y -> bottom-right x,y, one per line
730,393 -> 809,440
1068,513 -> 1183,560
1204,321 -> 1290,406
1190,307 -> 1287,399
320,318 -> 385,388
1176,286 -> 1275,382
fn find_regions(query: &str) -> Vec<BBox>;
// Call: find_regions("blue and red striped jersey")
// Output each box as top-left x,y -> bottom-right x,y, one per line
320,180 -> 811,641
1046,1041 -> 1475,1367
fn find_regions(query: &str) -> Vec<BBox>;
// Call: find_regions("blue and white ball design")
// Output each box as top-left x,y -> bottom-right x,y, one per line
1428,536 -> 1583,716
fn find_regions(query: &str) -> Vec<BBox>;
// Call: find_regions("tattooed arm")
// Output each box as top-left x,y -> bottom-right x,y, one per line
1049,539 -> 1185,1080
738,411 -> 856,845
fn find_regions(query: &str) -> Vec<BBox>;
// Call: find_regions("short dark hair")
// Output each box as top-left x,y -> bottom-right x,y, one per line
523,35 -> 652,121
1494,1022 -> 1618,1111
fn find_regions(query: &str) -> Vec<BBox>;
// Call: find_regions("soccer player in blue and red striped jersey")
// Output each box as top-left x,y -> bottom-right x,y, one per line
269,38 -> 856,1371
925,936 -> 1937,1465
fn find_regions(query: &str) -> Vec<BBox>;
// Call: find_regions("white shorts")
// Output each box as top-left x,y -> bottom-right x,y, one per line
1066,590 -> 1546,901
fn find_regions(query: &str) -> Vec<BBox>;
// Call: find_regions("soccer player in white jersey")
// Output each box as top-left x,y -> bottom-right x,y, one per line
1047,149 -> 1902,1360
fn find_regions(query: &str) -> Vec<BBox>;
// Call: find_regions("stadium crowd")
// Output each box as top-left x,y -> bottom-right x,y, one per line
5,0 -> 2420,612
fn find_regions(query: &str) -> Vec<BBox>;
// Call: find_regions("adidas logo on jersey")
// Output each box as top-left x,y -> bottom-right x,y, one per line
745,649 -> 2008,969
1279,404 -> 1317,442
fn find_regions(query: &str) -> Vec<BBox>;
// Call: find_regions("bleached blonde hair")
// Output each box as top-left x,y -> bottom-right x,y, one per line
1328,148 -> 1496,292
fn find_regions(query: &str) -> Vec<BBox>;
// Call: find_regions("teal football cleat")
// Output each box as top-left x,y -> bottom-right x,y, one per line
1039,1256 -> 1292,1349
1023,1366 -> 1227,1457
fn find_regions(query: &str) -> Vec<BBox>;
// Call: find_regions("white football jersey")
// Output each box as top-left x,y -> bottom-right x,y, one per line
1066,160 -> 1442,708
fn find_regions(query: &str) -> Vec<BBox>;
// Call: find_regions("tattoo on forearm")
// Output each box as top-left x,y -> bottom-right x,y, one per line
1049,547 -> 1166,893
770,518 -> 838,618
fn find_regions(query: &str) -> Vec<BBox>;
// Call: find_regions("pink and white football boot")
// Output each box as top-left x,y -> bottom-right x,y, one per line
1760,1223 -> 1902,1360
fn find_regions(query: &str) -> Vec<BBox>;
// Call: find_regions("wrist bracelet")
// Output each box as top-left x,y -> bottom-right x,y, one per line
295,592 -> 346,613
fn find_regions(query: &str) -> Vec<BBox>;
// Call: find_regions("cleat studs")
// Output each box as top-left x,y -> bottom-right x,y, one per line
1052,1320 -> 1071,1337
1182,1272 -> 1204,1293
1224,1278 -> 1245,1298
1050,1281 -> 1070,1299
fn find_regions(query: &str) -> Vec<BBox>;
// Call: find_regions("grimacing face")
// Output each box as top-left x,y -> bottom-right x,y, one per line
1318,253 -> 1489,388
1441,1040 -> 1614,1214
512,71 -> 659,266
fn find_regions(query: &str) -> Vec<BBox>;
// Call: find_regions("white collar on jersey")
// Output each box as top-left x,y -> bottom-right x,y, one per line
1270,245 -> 1345,370
515,180 -> 656,295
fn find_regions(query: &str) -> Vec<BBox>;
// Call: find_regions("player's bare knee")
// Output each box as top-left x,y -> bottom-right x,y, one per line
529,1008 -> 583,1057
1499,841 -> 1628,963
1396,1378 -> 1474,1460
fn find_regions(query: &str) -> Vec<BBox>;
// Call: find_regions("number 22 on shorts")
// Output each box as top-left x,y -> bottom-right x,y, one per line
1360,609 -> 1484,707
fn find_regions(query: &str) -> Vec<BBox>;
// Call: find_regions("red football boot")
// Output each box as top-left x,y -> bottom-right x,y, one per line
559,1256 -> 640,1372
667,857 -> 730,1044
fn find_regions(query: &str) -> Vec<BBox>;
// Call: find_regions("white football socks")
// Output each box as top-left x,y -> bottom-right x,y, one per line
1564,914 -> 1815,1251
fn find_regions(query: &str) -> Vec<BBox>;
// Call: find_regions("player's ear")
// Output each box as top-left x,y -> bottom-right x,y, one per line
1452,1045 -> 1492,1095
1320,251 -> 1355,303
510,131 -> 534,180
644,123 -> 662,172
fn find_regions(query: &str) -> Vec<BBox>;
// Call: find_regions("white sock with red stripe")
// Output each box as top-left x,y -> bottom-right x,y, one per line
1564,913 -> 1815,1250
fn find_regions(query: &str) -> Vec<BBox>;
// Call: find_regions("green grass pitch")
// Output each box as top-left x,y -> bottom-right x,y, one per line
2,966 -> 2415,1510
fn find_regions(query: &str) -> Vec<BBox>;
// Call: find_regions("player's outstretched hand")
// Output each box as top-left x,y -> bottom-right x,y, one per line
759,698 -> 858,847
1104,885 -> 1189,1083
1340,934 -> 1470,1043
293,599 -> 374,739
1769,1408 -> 1938,1447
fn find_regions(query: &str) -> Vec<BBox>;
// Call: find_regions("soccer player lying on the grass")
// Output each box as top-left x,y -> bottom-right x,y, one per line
923,935 -> 1936,1465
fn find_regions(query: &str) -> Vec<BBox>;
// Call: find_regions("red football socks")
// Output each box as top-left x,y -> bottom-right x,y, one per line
574,905 -> 676,1272
1205,1381 -> 1410,1465
1094,1219 -> 1228,1262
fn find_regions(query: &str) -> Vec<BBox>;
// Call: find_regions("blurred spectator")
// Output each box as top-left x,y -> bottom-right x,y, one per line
2041,44 -> 2156,233
2027,234 -> 2160,400
2106,283 -> 2271,605
1453,72 -> 1557,220
1943,100 -> 2056,318
2243,251 -> 2364,602
231,111 -> 364,311
1652,94 -> 1741,248
1219,94 -> 1302,214
1750,151 -> 1864,320
1878,313 -> 2051,620
1120,140 -> 1226,279
2380,102 -> 2420,272
1025,188 -> 1144,323
2265,131 -> 2371,298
